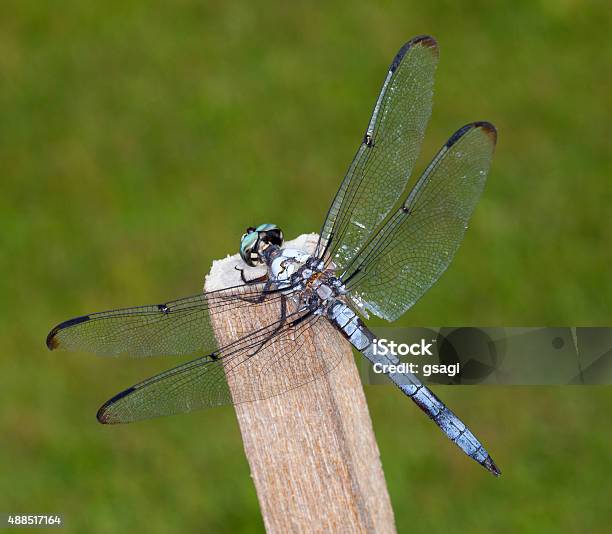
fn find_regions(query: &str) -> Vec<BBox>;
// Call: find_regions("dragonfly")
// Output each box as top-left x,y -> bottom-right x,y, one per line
47,35 -> 500,476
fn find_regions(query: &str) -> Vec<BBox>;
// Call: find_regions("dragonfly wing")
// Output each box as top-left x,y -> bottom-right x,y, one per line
97,310 -> 345,423
46,284 -> 288,358
316,36 -> 439,270
97,355 -> 231,423
343,122 -> 497,321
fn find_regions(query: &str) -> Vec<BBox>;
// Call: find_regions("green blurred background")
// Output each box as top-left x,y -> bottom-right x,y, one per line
1,1 -> 611,532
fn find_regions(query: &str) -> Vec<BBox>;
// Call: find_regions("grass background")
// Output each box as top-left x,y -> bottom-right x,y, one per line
1,1 -> 611,532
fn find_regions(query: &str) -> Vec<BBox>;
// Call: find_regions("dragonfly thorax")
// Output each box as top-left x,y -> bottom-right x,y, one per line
268,248 -> 315,284
264,247 -> 345,313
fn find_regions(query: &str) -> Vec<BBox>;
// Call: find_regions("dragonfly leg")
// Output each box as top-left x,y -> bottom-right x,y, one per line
247,294 -> 288,357
235,265 -> 269,285
236,278 -> 286,306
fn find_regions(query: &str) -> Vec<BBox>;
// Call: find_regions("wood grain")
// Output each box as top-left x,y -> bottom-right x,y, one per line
205,234 -> 396,534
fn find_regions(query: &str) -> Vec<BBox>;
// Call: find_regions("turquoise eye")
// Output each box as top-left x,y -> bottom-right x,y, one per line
240,232 -> 258,254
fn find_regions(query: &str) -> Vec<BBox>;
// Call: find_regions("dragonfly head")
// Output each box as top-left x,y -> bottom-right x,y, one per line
240,224 -> 284,266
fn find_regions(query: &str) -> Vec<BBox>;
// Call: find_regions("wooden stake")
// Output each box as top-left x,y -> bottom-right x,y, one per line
205,234 -> 396,533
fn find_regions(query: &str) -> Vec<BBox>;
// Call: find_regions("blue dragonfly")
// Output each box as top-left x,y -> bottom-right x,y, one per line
47,36 -> 499,476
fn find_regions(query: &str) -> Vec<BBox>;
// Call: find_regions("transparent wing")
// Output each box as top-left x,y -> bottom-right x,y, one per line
315,35 -> 439,271
97,310 -> 345,423
46,284 -> 289,358
343,122 -> 497,321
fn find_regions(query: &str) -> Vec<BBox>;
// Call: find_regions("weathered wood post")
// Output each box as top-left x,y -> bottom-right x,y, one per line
205,233 -> 396,533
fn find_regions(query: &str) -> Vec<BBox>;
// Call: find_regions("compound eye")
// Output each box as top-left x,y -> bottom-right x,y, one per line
240,231 -> 260,266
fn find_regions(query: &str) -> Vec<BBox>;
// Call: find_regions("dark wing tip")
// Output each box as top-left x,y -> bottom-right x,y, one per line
473,121 -> 498,145
482,454 -> 502,477
390,35 -> 438,72
97,386 -> 135,424
46,315 -> 91,350
446,121 -> 498,149
414,34 -> 439,53
46,329 -> 60,350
